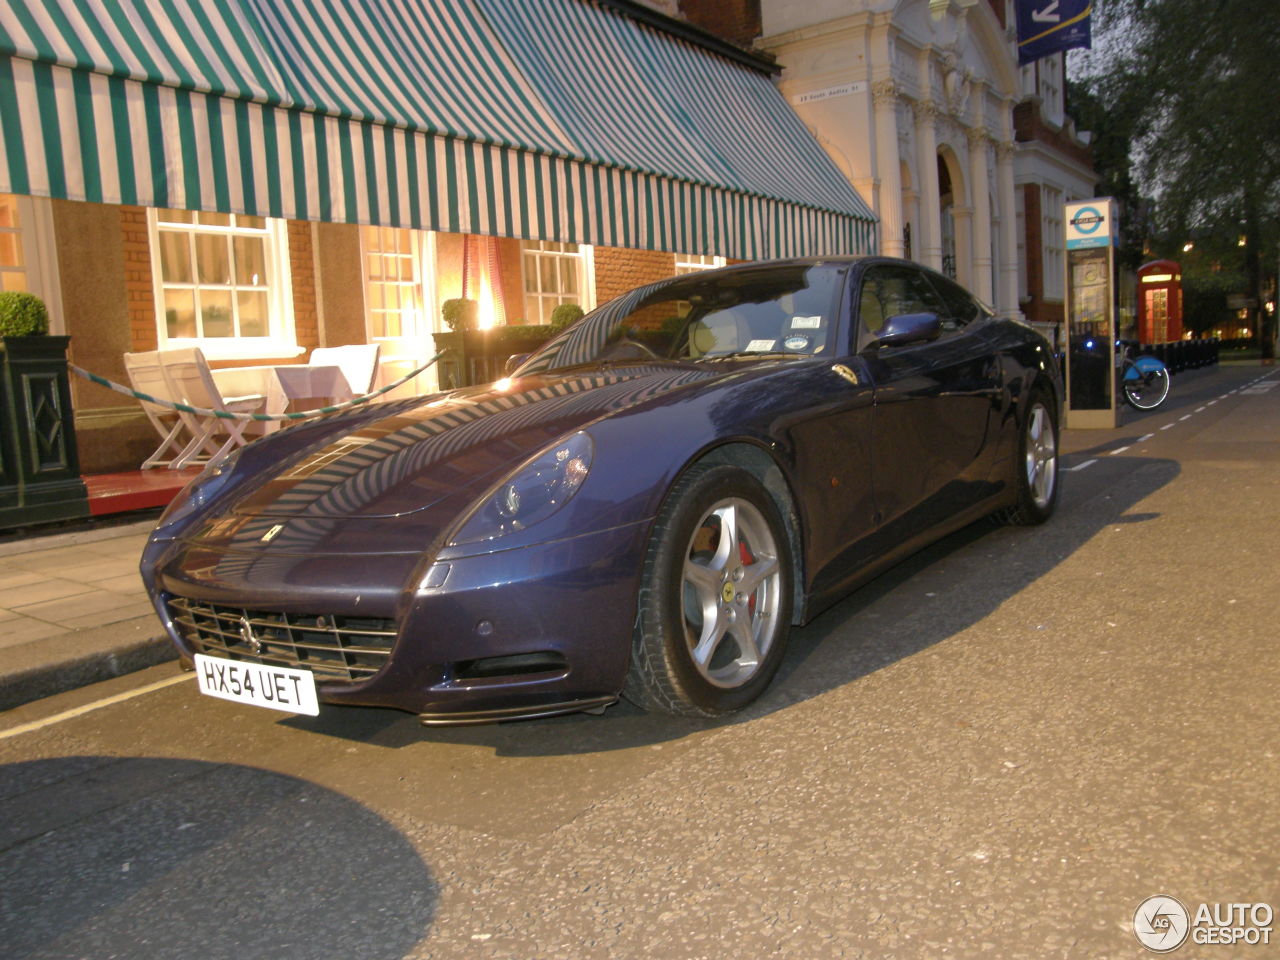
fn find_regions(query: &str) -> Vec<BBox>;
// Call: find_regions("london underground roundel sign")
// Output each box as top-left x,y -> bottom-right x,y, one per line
1066,198 -> 1114,250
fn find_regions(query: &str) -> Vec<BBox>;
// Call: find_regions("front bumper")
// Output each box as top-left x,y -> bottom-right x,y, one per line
145,519 -> 652,722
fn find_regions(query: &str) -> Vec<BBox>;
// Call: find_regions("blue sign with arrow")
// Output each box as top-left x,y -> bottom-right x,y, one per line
1016,0 -> 1092,65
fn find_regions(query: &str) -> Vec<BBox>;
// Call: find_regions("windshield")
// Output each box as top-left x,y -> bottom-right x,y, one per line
515,263 -> 846,375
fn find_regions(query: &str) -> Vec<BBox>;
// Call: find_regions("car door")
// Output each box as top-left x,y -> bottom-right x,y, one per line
857,263 -> 1002,548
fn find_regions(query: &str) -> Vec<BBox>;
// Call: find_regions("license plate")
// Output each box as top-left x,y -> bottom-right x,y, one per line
193,653 -> 320,716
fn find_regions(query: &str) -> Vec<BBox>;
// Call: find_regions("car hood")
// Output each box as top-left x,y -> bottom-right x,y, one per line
226,363 -> 727,521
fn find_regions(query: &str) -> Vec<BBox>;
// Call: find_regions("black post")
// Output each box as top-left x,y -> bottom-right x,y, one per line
0,335 -> 89,529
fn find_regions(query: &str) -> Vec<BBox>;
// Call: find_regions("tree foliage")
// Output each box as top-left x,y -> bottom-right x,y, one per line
1064,79 -> 1146,272
1084,0 -> 1280,350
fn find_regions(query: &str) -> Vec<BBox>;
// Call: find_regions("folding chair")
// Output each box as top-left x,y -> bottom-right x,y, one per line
308,343 -> 382,396
159,347 -> 267,468
124,351 -> 191,469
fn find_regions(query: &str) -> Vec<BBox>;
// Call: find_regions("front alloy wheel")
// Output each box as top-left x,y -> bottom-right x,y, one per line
681,496 -> 784,689
625,464 -> 793,716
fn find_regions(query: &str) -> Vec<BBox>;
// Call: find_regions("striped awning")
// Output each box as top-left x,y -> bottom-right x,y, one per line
0,0 -> 877,259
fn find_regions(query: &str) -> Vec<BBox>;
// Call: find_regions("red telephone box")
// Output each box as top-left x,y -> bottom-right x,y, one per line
1137,259 -> 1183,343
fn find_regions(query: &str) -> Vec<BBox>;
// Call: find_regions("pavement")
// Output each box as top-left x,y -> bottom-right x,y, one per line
0,516 -> 174,712
0,355 -> 1272,716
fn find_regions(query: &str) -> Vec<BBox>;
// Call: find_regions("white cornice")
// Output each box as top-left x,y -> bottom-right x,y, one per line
758,13 -> 878,51
1013,139 -> 1098,187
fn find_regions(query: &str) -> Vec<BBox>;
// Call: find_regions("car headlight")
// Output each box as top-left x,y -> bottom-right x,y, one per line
449,432 -> 593,545
154,449 -> 243,533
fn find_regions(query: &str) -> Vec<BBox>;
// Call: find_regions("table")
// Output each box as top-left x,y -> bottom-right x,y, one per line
211,364 -> 354,433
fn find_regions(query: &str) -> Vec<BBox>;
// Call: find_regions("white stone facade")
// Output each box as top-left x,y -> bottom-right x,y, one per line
759,0 -> 1091,322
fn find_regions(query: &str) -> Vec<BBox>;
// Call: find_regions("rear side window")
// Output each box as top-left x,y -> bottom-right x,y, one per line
925,273 -> 990,331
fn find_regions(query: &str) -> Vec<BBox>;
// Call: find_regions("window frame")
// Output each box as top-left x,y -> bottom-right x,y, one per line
148,208 -> 298,360
673,252 -> 727,275
361,225 -> 435,341
520,240 -> 595,325
1041,185 -> 1065,302
0,193 -> 65,332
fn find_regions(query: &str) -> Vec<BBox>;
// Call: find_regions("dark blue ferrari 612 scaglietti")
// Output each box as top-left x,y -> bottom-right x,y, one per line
141,257 -> 1062,725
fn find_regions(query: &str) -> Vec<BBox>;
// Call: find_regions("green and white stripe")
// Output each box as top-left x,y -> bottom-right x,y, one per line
0,0 -> 877,259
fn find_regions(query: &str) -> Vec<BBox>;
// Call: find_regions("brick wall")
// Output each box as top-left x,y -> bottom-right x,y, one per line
594,247 -> 677,305
678,0 -> 761,47
1013,101 -> 1094,169
121,206 -> 158,352
288,220 -> 319,351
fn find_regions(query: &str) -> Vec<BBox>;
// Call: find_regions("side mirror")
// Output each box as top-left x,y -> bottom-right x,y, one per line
870,312 -> 942,349
504,352 -> 531,375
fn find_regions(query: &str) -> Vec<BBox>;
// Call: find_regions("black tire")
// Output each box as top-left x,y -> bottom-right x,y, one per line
1122,364 -> 1171,410
993,389 -> 1059,526
623,464 -> 793,717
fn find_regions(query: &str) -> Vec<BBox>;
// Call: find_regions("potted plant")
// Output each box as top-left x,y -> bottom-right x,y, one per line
0,291 -> 89,529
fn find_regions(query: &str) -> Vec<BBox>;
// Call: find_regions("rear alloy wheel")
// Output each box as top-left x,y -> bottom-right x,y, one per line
624,464 -> 793,717
995,391 -> 1059,526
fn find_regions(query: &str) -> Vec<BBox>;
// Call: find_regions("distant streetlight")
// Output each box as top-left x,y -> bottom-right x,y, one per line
1182,241 -> 1194,252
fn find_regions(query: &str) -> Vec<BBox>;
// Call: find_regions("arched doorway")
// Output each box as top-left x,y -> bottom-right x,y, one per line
900,160 -> 917,262
937,155 -> 955,278
937,149 -> 967,282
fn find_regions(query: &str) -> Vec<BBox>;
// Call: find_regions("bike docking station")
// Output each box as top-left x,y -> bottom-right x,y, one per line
1064,198 -> 1119,429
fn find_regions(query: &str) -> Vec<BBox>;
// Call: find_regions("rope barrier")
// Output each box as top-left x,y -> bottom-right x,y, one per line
70,350 -> 448,422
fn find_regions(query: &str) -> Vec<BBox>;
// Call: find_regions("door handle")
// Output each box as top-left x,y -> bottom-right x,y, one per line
831,364 -> 861,386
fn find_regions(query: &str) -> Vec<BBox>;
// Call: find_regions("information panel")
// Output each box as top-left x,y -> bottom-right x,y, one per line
1064,198 -> 1118,428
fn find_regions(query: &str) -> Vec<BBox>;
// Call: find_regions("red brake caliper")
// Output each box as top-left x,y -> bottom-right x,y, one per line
739,540 -> 756,616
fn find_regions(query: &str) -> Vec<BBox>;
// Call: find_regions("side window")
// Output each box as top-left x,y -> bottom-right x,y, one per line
856,265 -> 948,347
926,273 -> 989,333
149,209 -> 295,359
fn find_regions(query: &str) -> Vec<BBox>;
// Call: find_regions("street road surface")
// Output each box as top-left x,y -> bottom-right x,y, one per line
3,364 -> 1278,959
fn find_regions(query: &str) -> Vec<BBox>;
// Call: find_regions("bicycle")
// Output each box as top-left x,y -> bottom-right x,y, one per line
1119,343 -> 1171,410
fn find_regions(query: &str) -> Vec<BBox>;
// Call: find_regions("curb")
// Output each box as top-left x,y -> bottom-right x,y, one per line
0,517 -> 160,558
0,617 -> 178,713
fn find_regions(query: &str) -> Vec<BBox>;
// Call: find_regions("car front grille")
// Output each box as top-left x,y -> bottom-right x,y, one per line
167,596 -> 397,683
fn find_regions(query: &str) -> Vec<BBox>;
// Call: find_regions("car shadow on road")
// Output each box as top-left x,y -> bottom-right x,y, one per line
282,451 -> 1179,757
0,756 -> 437,959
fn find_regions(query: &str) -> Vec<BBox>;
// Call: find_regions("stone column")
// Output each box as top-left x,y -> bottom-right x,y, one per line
967,128 -> 994,304
872,80 -> 905,258
996,139 -> 1022,320
913,99 -> 942,270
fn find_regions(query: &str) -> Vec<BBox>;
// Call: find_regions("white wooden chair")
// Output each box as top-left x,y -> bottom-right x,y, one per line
123,350 -> 193,469
309,343 -> 381,396
159,347 -> 267,467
